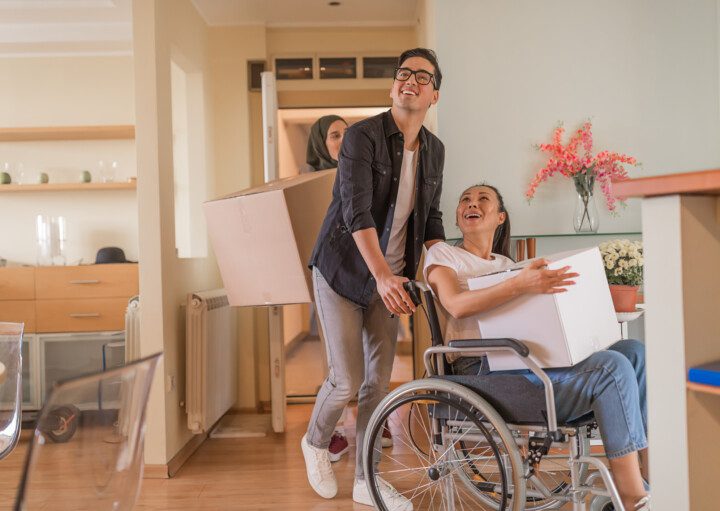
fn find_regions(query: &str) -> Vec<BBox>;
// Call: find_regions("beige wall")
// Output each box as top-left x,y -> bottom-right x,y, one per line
266,26 -> 417,106
133,0 -> 221,465
208,25 -> 270,409
267,26 -> 416,58
133,11 -> 424,463
0,56 -> 137,265
435,0 -> 720,239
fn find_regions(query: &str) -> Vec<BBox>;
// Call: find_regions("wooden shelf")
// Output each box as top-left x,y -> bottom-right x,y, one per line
687,381 -> 720,396
0,182 -> 136,192
0,125 -> 135,142
613,168 -> 720,198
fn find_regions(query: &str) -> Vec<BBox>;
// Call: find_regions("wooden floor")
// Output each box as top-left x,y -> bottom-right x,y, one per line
0,404 -> 586,510
0,404 -> 379,510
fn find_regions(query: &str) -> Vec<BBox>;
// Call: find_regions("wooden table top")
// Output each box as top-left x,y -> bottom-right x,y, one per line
613,168 -> 720,198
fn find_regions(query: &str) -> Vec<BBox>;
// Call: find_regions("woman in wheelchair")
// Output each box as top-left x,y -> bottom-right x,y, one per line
421,184 -> 649,511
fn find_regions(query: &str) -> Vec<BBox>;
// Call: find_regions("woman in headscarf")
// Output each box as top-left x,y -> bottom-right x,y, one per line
303,114 -> 351,462
301,115 -> 347,172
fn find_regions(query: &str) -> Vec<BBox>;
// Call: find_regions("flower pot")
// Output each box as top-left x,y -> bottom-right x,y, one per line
609,284 -> 639,312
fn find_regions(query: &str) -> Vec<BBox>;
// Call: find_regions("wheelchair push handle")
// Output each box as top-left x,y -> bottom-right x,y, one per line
402,281 -> 424,307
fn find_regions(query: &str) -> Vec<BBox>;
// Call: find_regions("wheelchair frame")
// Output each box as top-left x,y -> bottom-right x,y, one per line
362,281 -> 626,511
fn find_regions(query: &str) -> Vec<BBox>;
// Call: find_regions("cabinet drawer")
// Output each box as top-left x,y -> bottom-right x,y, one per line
0,300 -> 36,332
0,267 -> 35,300
36,298 -> 127,333
35,264 -> 138,300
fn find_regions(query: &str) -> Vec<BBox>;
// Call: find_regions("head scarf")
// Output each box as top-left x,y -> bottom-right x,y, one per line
306,115 -> 347,171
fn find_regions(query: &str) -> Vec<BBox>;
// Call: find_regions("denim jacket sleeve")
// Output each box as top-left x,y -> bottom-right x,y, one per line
424,142 -> 445,242
338,125 -> 376,233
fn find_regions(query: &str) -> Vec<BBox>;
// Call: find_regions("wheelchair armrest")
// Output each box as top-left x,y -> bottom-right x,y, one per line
448,338 -> 530,358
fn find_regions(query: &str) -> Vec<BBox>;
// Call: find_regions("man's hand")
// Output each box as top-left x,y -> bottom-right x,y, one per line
375,272 -> 416,315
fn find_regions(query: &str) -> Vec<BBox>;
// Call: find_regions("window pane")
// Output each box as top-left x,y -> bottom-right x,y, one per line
319,57 -> 357,79
275,58 -> 313,80
363,57 -> 398,78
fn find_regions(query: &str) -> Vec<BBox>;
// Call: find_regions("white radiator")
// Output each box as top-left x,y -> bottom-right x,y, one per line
124,295 -> 141,363
186,289 -> 237,434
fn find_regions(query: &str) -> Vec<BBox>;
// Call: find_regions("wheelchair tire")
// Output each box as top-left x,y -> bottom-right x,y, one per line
363,379 -> 526,511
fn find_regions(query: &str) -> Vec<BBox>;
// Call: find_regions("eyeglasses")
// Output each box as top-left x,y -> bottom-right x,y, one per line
394,67 -> 435,88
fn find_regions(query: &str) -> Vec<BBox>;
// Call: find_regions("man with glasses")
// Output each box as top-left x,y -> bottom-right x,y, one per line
302,48 -> 445,510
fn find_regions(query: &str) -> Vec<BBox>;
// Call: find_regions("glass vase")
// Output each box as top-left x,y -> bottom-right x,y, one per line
573,172 -> 599,233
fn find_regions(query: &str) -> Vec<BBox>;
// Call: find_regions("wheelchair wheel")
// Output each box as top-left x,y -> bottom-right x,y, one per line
41,405 -> 80,443
363,379 -> 526,511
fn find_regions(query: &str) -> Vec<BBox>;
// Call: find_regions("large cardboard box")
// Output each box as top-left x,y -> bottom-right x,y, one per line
204,170 -> 336,307
467,247 -> 619,371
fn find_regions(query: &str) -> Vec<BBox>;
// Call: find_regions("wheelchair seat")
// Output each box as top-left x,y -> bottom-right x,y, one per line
432,373 -> 547,424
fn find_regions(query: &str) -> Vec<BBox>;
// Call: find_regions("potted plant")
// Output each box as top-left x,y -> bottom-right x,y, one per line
599,239 -> 643,312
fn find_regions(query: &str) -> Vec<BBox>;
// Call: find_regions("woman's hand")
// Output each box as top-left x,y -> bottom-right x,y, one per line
375,272 -> 416,315
513,258 -> 579,295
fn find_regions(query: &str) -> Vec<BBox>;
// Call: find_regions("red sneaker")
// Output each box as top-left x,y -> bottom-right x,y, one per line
328,432 -> 349,462
381,423 -> 393,448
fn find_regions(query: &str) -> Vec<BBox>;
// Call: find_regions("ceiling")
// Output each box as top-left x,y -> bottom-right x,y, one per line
0,0 -> 417,56
191,0 -> 417,27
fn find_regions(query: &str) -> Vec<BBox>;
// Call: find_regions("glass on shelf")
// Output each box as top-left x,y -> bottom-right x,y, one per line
36,215 -> 67,266
98,160 -> 118,183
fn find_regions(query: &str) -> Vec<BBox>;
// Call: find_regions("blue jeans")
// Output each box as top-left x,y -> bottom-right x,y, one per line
453,339 -> 648,459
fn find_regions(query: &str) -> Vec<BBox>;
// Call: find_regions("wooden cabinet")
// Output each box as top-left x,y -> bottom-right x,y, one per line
36,298 -> 130,333
1,264 -> 137,411
0,267 -> 36,330
0,267 -> 35,299
614,169 -> 720,511
0,264 -> 138,333
0,301 -> 36,332
35,265 -> 138,300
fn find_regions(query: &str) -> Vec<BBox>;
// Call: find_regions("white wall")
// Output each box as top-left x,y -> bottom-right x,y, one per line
435,0 -> 720,240
0,56 -> 137,265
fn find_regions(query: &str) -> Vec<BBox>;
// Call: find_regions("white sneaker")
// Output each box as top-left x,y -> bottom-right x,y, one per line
301,434 -> 337,499
635,495 -> 651,510
381,424 -> 394,448
353,477 -> 413,511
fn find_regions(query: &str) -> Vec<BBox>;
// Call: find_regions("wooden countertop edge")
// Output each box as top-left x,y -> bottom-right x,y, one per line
612,168 -> 720,198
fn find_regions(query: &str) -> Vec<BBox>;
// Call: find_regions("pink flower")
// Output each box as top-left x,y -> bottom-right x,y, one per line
527,121 -> 638,211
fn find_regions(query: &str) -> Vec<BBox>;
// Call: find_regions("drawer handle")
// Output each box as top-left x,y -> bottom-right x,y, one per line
69,280 -> 101,285
69,313 -> 101,318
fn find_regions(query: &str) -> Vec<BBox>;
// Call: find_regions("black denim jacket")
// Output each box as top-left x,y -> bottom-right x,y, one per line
309,109 -> 445,307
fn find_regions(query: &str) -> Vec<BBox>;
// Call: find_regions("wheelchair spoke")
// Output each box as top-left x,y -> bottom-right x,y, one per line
365,389 -> 521,511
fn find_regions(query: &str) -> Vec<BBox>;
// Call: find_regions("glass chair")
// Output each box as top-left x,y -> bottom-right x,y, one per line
0,322 -> 24,461
14,352 -> 161,511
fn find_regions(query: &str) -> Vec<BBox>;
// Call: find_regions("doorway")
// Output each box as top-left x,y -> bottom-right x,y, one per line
279,106 -> 414,401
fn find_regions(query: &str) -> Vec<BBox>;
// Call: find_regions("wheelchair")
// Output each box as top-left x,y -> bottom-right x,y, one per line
361,282 -> 624,511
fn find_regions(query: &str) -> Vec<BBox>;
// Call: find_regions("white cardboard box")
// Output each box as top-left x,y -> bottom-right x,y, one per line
467,247 -> 619,371
204,170 -> 336,307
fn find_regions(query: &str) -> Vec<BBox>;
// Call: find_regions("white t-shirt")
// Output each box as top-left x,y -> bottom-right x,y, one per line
422,242 -> 514,352
385,148 -> 417,275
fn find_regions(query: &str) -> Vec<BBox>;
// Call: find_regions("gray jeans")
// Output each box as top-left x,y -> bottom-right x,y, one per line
306,267 -> 399,479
